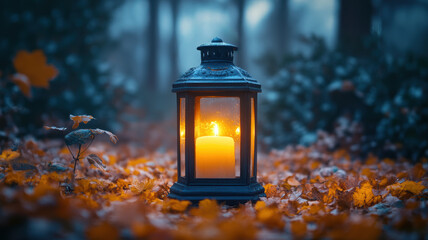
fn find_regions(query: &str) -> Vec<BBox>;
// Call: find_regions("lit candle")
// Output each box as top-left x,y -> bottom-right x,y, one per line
195,122 -> 235,178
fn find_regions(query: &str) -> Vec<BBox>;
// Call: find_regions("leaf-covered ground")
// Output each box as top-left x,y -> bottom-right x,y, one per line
0,138 -> 427,240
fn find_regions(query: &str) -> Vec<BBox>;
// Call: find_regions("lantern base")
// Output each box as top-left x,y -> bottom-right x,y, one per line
168,182 -> 266,205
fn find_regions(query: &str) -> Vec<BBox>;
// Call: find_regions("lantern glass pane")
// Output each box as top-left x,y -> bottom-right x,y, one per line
180,98 -> 186,177
194,97 -> 240,178
251,98 -> 255,177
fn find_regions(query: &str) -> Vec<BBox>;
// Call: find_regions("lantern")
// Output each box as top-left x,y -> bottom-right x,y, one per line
168,37 -> 265,204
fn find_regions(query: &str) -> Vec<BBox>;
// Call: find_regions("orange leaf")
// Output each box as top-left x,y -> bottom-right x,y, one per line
387,180 -> 425,198
11,73 -> 31,98
353,182 -> 381,207
264,183 -> 278,198
13,50 -> 58,88
70,114 -> 95,129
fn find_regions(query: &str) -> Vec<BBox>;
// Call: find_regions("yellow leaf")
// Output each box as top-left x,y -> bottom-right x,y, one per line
257,207 -> 285,230
254,201 -> 266,211
13,50 -> 58,88
0,149 -> 20,161
190,199 -> 219,218
162,199 -> 191,213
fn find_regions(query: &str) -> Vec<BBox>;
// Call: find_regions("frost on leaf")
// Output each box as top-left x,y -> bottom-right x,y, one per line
11,73 -> 31,98
86,154 -> 106,171
44,126 -> 67,131
13,50 -> 58,88
70,114 -> 95,129
90,128 -> 118,144
65,129 -> 95,146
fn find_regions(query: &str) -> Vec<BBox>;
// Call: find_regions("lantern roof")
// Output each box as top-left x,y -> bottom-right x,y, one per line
172,37 -> 261,93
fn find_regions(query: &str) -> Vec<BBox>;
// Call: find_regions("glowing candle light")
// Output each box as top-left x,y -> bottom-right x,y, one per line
195,122 -> 235,178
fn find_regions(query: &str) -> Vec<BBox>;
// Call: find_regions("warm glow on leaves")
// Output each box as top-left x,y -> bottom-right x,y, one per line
0,137 -> 426,239
13,50 -> 58,88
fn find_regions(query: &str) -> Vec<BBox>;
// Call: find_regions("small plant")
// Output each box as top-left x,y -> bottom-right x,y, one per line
45,114 -> 118,182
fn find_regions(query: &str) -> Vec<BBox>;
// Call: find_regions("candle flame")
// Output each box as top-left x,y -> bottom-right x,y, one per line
180,130 -> 185,137
236,127 -> 240,135
211,122 -> 219,136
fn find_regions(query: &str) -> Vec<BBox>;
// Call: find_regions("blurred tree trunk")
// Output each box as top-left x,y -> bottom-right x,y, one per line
236,0 -> 246,68
338,0 -> 373,55
274,0 -> 289,55
170,0 -> 179,83
147,0 -> 158,91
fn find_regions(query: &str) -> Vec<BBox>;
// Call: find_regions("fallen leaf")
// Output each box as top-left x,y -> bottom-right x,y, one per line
264,183 -> 277,198
13,50 -> 58,88
163,199 -> 191,213
191,199 -> 219,219
288,177 -> 301,186
0,149 -> 20,161
353,182 -> 382,207
86,154 -> 106,171
86,222 -> 119,240
387,180 -> 425,198
257,207 -> 285,230
254,201 -> 266,211
290,220 -> 307,238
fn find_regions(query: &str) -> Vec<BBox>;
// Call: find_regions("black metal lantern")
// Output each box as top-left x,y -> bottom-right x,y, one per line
168,37 -> 265,204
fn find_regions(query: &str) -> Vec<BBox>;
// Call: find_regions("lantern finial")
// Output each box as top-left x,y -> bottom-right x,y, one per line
212,37 -> 223,43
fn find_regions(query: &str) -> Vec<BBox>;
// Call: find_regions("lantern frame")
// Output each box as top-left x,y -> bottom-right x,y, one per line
168,37 -> 265,204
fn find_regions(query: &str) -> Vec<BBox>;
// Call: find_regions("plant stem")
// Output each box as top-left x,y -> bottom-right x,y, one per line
72,144 -> 82,182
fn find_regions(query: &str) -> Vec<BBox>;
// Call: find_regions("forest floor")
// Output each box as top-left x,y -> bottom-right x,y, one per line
0,137 -> 427,240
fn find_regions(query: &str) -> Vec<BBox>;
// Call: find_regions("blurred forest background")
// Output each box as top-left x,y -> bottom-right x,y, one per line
1,0 -> 428,161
